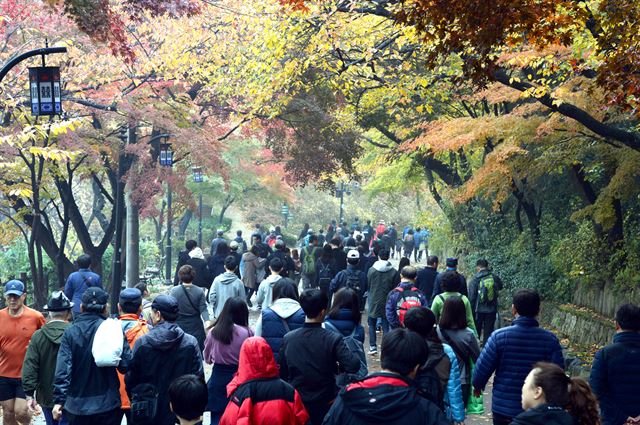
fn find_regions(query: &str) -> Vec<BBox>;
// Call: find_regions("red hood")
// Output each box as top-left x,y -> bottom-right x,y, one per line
226,337 -> 279,397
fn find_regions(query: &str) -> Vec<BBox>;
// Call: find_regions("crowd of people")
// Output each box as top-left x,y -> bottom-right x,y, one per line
0,219 -> 639,425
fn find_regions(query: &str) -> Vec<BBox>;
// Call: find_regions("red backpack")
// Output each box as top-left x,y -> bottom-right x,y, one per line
394,286 -> 424,325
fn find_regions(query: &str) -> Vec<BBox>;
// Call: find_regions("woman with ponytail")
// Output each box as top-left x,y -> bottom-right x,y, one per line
512,362 -> 600,425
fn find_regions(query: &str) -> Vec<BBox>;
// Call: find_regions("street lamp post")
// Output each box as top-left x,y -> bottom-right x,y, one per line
193,167 -> 204,247
159,141 -> 173,284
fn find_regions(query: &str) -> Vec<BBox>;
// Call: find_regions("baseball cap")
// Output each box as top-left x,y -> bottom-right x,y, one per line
217,229 -> 224,236
229,241 -> 239,250
151,294 -> 179,316
119,288 -> 142,305
4,280 -> 25,297
446,257 -> 458,268
44,291 -> 73,311
347,250 -> 360,260
82,287 -> 109,306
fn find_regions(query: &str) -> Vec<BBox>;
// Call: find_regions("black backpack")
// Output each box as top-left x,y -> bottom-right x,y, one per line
130,383 -> 159,425
317,261 -> 333,290
416,349 -> 448,411
345,270 -> 362,294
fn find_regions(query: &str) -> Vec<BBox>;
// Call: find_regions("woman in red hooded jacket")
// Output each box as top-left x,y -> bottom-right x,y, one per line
220,336 -> 309,425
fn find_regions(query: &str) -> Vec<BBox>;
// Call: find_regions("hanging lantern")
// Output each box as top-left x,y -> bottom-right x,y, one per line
192,166 -> 204,182
159,143 -> 173,167
29,67 -> 62,116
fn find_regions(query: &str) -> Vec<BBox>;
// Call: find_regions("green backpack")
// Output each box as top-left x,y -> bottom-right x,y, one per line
478,275 -> 496,304
302,246 -> 318,275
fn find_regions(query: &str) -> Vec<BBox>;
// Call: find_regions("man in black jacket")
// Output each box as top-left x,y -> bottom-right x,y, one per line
125,295 -> 203,425
173,240 -> 197,285
468,259 -> 503,344
431,257 -> 467,301
279,289 -> 359,425
267,240 -> 296,278
416,256 -> 439,305
52,288 -> 131,425
322,328 -> 450,425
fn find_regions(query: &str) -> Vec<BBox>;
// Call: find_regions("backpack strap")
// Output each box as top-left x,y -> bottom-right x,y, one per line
279,316 -> 291,333
180,284 -> 200,315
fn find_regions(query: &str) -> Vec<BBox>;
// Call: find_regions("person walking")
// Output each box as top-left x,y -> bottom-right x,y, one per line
1,280 -> 46,425
255,281 -> 305,362
174,240 -> 197,286
468,259 -> 503,345
473,289 -> 564,425
385,266 -> 428,329
210,229 -> 227,257
209,241 -> 231,280
402,229 -> 416,259
256,258 -> 288,310
234,230 -> 248,253
432,257 -> 468,300
210,256 -> 245,319
515,362 -> 601,425
431,270 -> 478,335
278,289 -> 360,425
168,375 -> 208,425
590,303 -> 640,425
417,227 -> 430,262
404,307 -> 465,421
315,245 -> 337,304
186,246 -> 214,292
228,241 -> 243,279
300,235 -> 320,290
203,297 -> 253,425
219,337 -> 309,425
125,295 -> 204,425
22,291 -> 72,425
437,296 -> 481,406
321,328 -> 450,425
329,250 -> 367,312
115,288 -> 149,423
170,265 -> 210,351
52,288 -> 131,425
241,245 -> 266,307
64,254 -> 102,318
416,255 -> 439,305
366,249 -> 399,354
323,288 -> 365,343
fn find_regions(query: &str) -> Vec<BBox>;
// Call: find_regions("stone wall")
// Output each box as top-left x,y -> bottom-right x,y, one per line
572,282 -> 640,318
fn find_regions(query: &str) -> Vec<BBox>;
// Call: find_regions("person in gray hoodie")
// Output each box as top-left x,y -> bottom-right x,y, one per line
209,256 -> 245,319
366,249 -> 400,354
256,258 -> 290,310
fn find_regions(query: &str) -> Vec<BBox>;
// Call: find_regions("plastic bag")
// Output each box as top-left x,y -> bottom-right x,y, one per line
466,360 -> 485,415
92,318 -> 124,367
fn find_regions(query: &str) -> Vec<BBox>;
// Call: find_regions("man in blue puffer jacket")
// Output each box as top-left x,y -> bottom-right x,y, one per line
590,303 -> 640,425
472,289 -> 563,425
64,254 -> 102,319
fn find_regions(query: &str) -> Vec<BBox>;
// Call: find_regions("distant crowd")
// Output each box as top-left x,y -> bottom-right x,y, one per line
0,218 -> 638,425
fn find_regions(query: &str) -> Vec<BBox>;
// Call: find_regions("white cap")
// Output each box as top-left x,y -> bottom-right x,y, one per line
347,249 -> 360,259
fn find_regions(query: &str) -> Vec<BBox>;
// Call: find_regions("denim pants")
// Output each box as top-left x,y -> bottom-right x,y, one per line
367,316 -> 389,348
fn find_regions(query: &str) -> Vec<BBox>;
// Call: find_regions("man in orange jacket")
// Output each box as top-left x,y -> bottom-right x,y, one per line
117,288 -> 149,423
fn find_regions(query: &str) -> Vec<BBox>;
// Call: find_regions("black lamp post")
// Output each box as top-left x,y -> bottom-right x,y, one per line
192,166 -> 204,247
159,138 -> 173,284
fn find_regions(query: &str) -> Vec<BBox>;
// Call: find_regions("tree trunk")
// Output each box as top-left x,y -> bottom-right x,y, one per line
125,188 -> 139,288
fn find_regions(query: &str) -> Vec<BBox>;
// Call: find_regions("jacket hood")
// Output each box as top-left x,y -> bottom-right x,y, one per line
189,247 -> 205,260
514,404 -> 574,425
41,320 -> 70,344
263,274 -> 282,285
270,298 -> 302,319
227,337 -> 279,396
614,331 -> 640,345
146,321 -> 184,351
218,271 -> 239,285
372,260 -> 394,273
341,374 -> 421,421
475,269 -> 491,279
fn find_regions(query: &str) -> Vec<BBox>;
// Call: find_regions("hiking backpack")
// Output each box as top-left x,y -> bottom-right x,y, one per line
478,274 -> 496,304
324,321 -> 368,386
345,270 -> 362,294
301,246 -> 318,275
417,350 -> 448,411
317,262 -> 333,290
394,286 -> 423,326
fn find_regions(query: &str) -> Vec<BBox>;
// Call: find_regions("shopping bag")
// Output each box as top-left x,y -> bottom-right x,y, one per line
92,318 -> 124,367
466,360 -> 485,415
